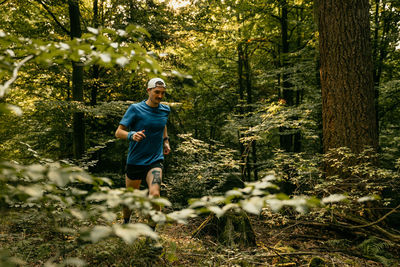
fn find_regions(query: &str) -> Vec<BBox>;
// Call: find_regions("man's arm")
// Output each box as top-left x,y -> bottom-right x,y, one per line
115,124 -> 129,140
115,125 -> 145,142
163,126 -> 170,155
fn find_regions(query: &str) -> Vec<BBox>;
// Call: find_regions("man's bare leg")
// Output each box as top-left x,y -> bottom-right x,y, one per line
146,167 -> 162,199
146,167 -> 162,229
123,175 -> 141,224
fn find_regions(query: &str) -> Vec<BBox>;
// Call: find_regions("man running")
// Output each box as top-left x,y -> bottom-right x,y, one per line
115,77 -> 170,225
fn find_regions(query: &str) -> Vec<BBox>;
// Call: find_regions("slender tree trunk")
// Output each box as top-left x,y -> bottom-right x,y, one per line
279,0 -> 301,152
69,0 -> 85,159
251,141 -> 258,180
237,41 -> 247,181
318,0 -> 378,159
90,0 -> 99,106
243,45 -> 258,181
281,0 -> 292,105
315,55 -> 323,153
372,0 -> 391,138
93,0 -> 98,27
372,0 -> 380,136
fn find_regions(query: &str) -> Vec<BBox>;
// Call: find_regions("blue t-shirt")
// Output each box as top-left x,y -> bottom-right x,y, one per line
119,100 -> 170,166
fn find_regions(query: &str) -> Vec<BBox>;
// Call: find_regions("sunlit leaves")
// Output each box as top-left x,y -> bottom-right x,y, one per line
113,223 -> 157,244
0,55 -> 34,98
89,226 -> 112,243
166,208 -> 197,224
0,104 -> 22,116
85,223 -> 158,244
0,158 -> 362,250
241,196 -> 264,215
187,174 -> 323,218
0,25 -> 163,108
39,26 -> 162,74
322,194 -> 347,204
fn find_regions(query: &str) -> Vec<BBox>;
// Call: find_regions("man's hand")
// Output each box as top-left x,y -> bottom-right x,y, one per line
132,130 -> 146,142
163,142 -> 171,155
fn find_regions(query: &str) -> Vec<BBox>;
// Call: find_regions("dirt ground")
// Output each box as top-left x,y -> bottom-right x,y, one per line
157,212 -> 399,267
1,209 -> 398,266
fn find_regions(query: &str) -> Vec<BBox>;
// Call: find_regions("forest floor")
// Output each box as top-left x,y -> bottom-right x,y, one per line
1,209 -> 399,266
155,213 -> 399,267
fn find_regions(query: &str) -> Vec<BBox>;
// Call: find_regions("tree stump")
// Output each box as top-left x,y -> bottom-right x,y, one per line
192,210 -> 256,247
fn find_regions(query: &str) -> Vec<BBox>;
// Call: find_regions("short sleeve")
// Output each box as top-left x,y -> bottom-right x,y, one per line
119,104 -> 136,128
161,103 -> 171,114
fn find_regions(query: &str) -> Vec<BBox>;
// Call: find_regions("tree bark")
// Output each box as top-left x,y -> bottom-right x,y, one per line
69,0 -> 85,159
243,44 -> 258,181
90,0 -> 100,106
279,0 -> 301,153
318,0 -> 378,158
192,211 -> 256,247
372,0 -> 392,138
238,40 -> 248,181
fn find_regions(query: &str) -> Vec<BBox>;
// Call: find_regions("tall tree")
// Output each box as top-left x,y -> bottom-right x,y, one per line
371,0 -> 400,137
279,0 -> 298,153
90,0 -> 100,106
317,0 -> 378,160
69,0 -> 85,159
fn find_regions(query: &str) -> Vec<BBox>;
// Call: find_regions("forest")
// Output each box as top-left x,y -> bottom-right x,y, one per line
1,0 -> 400,266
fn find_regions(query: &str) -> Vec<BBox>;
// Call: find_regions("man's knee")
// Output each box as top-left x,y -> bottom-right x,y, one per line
126,175 -> 141,189
149,187 -> 160,198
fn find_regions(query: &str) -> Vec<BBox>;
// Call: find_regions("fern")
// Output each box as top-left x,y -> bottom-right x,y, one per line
357,237 -> 394,266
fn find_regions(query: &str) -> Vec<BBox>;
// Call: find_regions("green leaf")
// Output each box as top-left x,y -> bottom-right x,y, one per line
208,206 -> 224,217
69,209 -> 87,220
167,209 -> 197,224
322,194 -> 347,204
152,197 -> 171,207
48,169 -> 70,187
0,103 -> 22,116
113,223 -> 157,244
63,258 -> 86,267
17,185 -> 43,198
101,212 -> 117,222
240,197 -> 264,215
90,226 -> 112,243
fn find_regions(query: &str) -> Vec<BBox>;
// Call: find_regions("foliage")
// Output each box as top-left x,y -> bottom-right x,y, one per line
357,237 -> 396,266
166,133 -> 241,208
0,155 -> 344,265
317,147 -> 400,199
0,24 -> 166,162
1,0 -> 400,265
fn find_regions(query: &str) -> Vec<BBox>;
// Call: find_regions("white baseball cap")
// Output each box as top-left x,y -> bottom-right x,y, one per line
147,78 -> 166,89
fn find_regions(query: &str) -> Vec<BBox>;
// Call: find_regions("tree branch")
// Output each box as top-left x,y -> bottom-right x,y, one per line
33,0 -> 71,35
0,55 -> 34,98
197,74 -> 236,110
270,14 -> 282,22
331,212 -> 400,243
0,0 -> 9,5
350,204 -> 400,229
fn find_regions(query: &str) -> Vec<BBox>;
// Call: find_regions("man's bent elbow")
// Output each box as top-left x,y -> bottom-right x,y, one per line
115,129 -> 121,139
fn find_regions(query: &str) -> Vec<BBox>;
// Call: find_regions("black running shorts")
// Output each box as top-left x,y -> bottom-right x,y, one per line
125,160 -> 164,181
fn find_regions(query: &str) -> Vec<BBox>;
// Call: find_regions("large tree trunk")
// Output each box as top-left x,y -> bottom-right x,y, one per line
317,0 -> 378,159
69,0 -> 85,159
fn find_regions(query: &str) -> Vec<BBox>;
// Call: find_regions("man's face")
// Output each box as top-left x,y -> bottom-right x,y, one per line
147,86 -> 166,104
